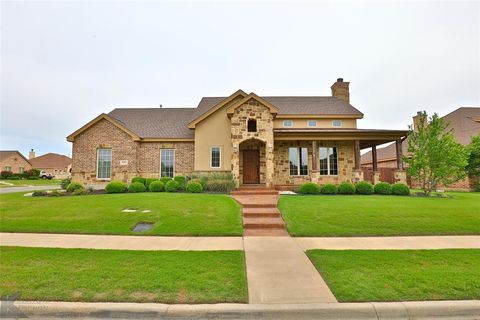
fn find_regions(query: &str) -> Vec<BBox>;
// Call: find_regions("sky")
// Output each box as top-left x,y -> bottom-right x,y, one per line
1,0 -> 479,157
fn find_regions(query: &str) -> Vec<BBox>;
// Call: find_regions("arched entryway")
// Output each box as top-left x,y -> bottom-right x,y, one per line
239,138 -> 266,185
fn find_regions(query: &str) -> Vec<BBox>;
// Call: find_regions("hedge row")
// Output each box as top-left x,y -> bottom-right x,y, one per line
103,176 -> 203,194
297,181 -> 410,196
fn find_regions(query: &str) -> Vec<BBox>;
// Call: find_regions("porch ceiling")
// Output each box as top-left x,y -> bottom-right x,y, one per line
273,128 -> 408,149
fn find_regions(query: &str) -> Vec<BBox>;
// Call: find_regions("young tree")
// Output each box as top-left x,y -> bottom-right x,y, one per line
404,111 -> 468,195
466,135 -> 480,177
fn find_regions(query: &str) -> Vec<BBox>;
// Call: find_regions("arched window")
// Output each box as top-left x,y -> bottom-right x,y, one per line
247,119 -> 257,132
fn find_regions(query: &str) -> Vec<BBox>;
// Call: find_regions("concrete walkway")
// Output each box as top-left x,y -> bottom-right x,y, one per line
244,236 -> 337,304
0,185 -> 60,194
0,233 -> 243,251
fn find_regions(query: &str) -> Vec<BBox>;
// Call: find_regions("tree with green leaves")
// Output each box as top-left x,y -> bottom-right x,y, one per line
404,111 -> 469,195
466,135 -> 480,177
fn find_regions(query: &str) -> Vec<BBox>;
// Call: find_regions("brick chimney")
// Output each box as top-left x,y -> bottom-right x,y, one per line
412,111 -> 427,132
331,78 -> 350,103
29,149 -> 35,159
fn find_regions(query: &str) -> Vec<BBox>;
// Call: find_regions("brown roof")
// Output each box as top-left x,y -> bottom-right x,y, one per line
0,150 -> 31,164
29,153 -> 72,169
108,108 -> 195,139
361,107 -> 480,164
191,96 -> 363,122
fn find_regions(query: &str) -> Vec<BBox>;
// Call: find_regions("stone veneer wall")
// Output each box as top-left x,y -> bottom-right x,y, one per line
230,99 -> 274,186
273,140 -> 356,185
71,119 -> 194,186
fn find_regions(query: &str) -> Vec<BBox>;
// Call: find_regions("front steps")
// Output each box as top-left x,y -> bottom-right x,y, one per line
231,186 -> 289,236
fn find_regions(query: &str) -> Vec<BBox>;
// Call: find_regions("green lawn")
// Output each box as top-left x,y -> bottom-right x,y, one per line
307,249 -> 480,302
279,192 -> 480,236
0,179 -> 61,187
0,193 -> 242,236
0,246 -> 247,303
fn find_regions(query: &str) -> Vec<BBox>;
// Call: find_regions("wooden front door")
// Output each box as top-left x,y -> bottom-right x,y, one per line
243,150 -> 260,184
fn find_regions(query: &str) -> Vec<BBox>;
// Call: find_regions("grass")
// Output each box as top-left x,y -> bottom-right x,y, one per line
0,246 -> 247,303
0,179 -> 61,187
307,249 -> 480,302
279,192 -> 480,236
0,192 -> 243,236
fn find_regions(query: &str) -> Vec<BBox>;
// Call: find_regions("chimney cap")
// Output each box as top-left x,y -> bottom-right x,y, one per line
337,78 -> 344,82
416,111 -> 423,116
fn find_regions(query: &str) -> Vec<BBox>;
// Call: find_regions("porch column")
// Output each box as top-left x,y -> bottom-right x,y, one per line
265,142 -> 275,188
354,140 -> 361,170
351,140 -> 363,183
312,141 -> 317,171
395,139 -> 404,170
372,145 -> 378,171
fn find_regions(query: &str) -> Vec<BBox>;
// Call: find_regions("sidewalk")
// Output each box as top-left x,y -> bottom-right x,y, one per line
0,185 -> 60,194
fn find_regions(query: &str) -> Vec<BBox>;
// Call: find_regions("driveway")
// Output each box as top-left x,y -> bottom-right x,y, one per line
0,185 -> 61,194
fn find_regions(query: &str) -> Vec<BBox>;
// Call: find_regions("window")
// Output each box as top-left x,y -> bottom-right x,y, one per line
319,147 -> 338,175
283,120 -> 293,127
307,120 -> 317,127
160,149 -> 175,178
211,147 -> 221,168
19,166 -> 24,174
97,148 -> 112,179
5,166 -> 11,172
247,119 -> 257,132
289,147 -> 308,176
332,120 -> 342,127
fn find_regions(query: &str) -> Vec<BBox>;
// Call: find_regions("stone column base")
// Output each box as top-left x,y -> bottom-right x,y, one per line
373,171 -> 381,185
311,170 -> 320,184
351,170 -> 364,183
395,170 -> 407,184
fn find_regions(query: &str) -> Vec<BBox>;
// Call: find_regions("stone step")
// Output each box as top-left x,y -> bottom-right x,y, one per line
242,203 -> 278,208
243,217 -> 286,229
231,190 -> 279,195
244,228 -> 290,236
243,207 -> 281,218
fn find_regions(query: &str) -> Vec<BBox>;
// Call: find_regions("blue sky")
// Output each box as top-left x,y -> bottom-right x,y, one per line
1,0 -> 479,157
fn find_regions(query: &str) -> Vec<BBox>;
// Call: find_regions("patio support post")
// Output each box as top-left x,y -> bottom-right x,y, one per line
354,140 -> 361,170
312,140 -> 317,171
396,139 -> 403,170
372,145 -> 378,172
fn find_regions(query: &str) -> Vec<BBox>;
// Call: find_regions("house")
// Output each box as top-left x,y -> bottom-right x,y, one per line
67,78 -> 408,188
0,150 -> 32,174
361,107 -> 480,190
28,150 -> 72,179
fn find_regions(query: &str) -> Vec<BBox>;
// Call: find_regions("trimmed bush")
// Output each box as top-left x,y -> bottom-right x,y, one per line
61,178 -> 71,190
66,182 -> 83,193
321,183 -> 337,194
105,181 -> 128,193
174,176 -> 187,190
129,182 -> 146,193
165,180 -> 179,192
0,170 -> 13,179
186,181 -> 203,193
374,182 -> 392,195
145,178 -> 158,189
26,169 -> 40,177
298,182 -> 321,195
337,182 -> 355,194
160,177 -> 172,184
356,181 -> 374,195
32,190 -> 47,197
391,183 -> 410,196
71,188 -> 86,196
131,177 -> 146,186
8,176 -> 20,180
27,176 -> 39,180
149,180 -> 165,192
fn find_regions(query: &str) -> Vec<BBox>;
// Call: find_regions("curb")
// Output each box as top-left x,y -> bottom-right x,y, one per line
1,300 -> 479,319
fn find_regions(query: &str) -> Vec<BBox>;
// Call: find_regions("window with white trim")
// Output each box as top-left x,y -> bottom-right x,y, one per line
4,166 -> 11,172
319,147 -> 338,175
283,120 -> 293,127
160,149 -> 175,178
332,120 -> 342,127
97,148 -> 112,179
19,166 -> 24,174
211,147 -> 221,168
289,147 -> 308,176
307,120 -> 317,127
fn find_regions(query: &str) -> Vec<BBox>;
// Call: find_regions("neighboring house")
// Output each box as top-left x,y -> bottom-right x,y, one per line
28,150 -> 72,179
362,107 -> 480,190
0,150 -> 32,174
67,78 -> 408,188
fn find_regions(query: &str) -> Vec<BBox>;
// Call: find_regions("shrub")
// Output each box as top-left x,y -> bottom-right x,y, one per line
356,181 -> 374,195
49,190 -> 63,197
321,183 -> 337,194
131,177 -> 146,186
374,182 -> 392,195
61,178 -> 71,190
129,182 -> 146,193
71,188 -> 87,196
0,170 -> 13,179
204,179 -> 237,193
337,182 -> 355,194
174,176 -> 187,190
27,176 -> 39,180
186,181 -> 203,193
474,180 -> 480,192
165,180 -> 179,192
160,177 -> 172,184
149,180 -> 165,192
8,176 -> 20,180
391,183 -> 410,196
145,178 -> 158,189
26,169 -> 40,177
105,181 -> 128,193
66,182 -> 83,193
298,182 -> 321,195
32,190 -> 47,197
